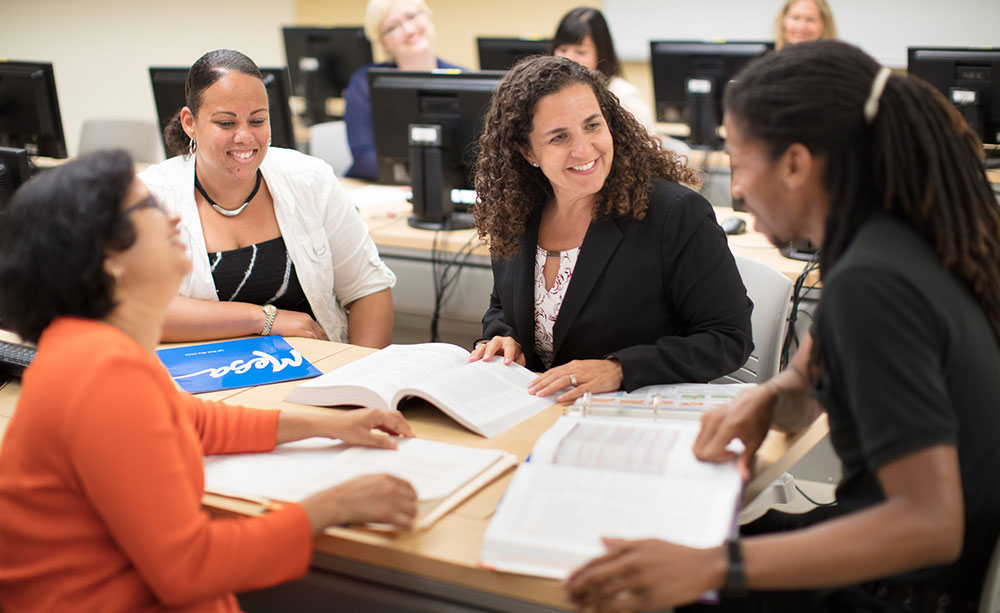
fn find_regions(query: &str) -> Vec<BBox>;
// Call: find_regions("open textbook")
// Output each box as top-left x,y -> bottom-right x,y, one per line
480,414 -> 742,580
285,343 -> 555,437
203,437 -> 517,531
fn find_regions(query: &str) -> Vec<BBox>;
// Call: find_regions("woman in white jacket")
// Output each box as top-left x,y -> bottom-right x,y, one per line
140,49 -> 395,347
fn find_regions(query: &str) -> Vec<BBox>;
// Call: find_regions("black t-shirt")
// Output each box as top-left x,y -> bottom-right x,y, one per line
813,214 -> 1000,599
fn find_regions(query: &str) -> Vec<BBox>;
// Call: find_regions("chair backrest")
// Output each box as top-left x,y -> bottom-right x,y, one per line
78,118 -> 164,163
309,120 -> 352,177
715,255 -> 794,384
980,532 -> 1000,613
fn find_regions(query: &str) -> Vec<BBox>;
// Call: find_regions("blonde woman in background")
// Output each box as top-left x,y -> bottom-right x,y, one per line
344,0 -> 463,179
774,0 -> 838,49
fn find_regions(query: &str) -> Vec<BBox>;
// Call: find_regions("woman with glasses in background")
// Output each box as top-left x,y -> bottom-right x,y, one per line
344,0 -> 463,180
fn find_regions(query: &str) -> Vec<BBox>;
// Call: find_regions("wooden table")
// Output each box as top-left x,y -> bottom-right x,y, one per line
207,343 -> 828,611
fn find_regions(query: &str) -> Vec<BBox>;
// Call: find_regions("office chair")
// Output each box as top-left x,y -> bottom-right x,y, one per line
308,120 -> 352,177
78,118 -> 163,163
981,532 -> 1000,612
715,255 -> 794,384
715,256 -> 796,523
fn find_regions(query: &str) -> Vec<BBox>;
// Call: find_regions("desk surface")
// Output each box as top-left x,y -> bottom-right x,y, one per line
207,342 -> 828,609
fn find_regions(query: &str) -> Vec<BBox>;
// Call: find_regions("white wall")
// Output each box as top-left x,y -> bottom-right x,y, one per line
604,0 -> 1000,67
1,0 -> 295,158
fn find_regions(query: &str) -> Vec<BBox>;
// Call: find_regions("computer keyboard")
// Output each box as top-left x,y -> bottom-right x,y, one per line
0,339 -> 35,377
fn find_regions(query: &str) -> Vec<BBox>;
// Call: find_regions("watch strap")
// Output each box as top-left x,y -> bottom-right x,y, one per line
721,538 -> 747,598
260,304 -> 277,336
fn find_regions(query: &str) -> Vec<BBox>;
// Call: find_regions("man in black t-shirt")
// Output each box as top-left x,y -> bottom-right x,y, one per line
564,41 -> 1000,613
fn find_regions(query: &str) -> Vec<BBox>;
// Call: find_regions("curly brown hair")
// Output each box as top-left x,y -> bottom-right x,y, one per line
473,55 -> 698,259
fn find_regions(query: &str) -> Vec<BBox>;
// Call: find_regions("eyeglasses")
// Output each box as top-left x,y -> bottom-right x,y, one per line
123,194 -> 167,216
380,9 -> 423,38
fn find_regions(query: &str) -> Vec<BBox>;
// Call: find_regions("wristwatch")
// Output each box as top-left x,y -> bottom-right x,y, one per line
721,538 -> 747,598
260,304 -> 277,336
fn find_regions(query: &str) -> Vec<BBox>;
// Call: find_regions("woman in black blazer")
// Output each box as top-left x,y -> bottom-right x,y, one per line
470,56 -> 752,402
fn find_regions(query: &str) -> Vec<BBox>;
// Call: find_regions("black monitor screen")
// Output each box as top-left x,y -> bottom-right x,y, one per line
0,147 -> 30,213
0,61 -> 68,159
650,40 -> 773,146
477,37 -> 551,71
149,66 -> 297,158
908,47 -> 1000,145
283,26 -> 373,124
369,69 -> 503,229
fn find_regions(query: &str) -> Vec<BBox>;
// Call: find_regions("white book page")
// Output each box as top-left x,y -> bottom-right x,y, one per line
288,343 -> 469,408
203,437 -> 504,503
481,416 -> 741,578
400,358 -> 555,437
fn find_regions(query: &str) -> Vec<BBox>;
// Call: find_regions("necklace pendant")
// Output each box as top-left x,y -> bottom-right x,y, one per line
210,201 -> 251,217
195,167 -> 263,218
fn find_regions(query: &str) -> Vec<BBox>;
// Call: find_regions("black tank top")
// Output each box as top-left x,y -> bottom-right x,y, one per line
208,236 -> 315,318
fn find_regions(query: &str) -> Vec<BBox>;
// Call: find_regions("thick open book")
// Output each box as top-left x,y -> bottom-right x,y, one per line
480,415 -> 742,580
203,437 -> 517,531
285,343 -> 555,437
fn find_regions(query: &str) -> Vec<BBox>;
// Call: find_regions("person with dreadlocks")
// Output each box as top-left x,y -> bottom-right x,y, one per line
566,40 -> 1000,612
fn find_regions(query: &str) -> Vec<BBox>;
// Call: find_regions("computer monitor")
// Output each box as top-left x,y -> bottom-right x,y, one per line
0,147 -> 30,213
650,40 -> 773,147
283,26 -> 373,124
149,66 -> 297,158
0,61 -> 68,159
908,46 -> 1000,146
477,37 -> 551,71
369,69 -> 504,230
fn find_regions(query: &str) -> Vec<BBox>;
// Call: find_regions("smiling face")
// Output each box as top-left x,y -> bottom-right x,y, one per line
724,113 -> 829,247
519,83 -> 613,208
181,70 -> 269,184
554,35 -> 599,72
783,0 -> 825,45
105,178 -> 191,308
379,0 -> 434,63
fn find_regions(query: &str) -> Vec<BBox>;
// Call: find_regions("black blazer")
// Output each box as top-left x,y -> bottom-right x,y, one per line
482,179 -> 753,390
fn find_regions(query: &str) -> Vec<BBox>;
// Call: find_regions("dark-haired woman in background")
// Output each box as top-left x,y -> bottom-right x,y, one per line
0,150 -> 417,611
567,40 -> 1000,612
470,56 -> 752,402
141,49 -> 395,346
550,7 -> 656,137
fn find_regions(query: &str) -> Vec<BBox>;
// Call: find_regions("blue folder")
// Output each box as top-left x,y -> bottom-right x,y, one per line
157,336 -> 322,394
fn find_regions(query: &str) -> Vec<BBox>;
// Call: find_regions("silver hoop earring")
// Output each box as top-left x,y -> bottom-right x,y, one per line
188,139 -> 197,155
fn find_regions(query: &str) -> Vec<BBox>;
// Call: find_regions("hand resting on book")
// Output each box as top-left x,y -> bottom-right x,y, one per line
275,408 -> 419,532
469,335 -> 526,366
470,336 -> 625,403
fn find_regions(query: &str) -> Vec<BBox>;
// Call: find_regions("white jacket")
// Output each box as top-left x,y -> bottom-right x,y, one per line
139,148 -> 396,342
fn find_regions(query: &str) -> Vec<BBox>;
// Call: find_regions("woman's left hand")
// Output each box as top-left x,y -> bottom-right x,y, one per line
277,408 -> 414,448
325,408 -> 414,449
528,358 -> 624,402
565,538 -> 725,612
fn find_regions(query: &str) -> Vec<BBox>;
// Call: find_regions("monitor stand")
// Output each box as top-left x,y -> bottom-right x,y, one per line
780,240 -> 819,262
408,136 -> 475,231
